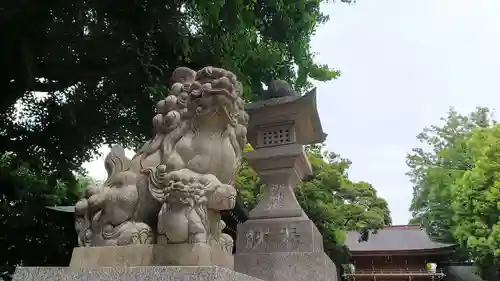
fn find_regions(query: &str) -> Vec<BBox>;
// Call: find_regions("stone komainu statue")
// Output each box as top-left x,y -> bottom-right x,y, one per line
74,66 -> 248,254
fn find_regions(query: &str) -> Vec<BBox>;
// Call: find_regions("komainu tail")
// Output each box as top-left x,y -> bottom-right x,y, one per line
104,145 -> 131,186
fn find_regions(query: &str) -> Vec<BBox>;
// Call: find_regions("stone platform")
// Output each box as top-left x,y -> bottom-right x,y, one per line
12,266 -> 264,281
69,244 -> 233,269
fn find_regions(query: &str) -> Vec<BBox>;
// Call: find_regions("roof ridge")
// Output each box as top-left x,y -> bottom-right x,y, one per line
345,224 -> 455,252
383,224 -> 421,230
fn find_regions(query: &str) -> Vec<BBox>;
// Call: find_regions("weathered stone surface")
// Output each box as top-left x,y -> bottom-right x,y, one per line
72,66 -> 248,267
12,266 -> 263,281
245,88 -> 327,147
236,218 -> 323,254
261,80 -> 300,100
245,144 -> 311,220
70,243 -> 233,269
235,252 -> 337,281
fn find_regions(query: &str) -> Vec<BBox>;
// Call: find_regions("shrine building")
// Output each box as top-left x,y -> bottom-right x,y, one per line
343,225 -> 455,281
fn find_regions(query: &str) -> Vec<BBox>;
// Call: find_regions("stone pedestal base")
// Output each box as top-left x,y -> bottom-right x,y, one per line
12,266 -> 264,281
235,217 -> 338,281
235,252 -> 337,281
70,244 -> 232,269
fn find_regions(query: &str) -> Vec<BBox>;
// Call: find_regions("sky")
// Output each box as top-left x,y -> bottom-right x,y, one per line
83,0 -> 500,225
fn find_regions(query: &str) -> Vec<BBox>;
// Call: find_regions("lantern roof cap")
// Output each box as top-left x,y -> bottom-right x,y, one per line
245,87 -> 327,146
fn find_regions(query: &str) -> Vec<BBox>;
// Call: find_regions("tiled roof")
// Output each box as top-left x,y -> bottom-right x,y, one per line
345,225 -> 454,252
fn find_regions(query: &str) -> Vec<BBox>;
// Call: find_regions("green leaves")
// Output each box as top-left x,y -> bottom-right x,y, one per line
0,152 -> 86,279
407,107 -> 500,278
1,0 -> 349,276
452,125 -> 500,273
3,0 -> 344,183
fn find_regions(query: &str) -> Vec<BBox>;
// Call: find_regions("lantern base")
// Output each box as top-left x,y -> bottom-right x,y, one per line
235,251 -> 337,281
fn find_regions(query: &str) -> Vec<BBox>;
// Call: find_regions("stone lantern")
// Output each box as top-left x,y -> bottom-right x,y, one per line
234,81 -> 338,281
244,87 -> 326,220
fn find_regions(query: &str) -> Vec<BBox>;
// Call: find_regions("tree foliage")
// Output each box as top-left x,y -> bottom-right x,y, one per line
237,143 -> 392,265
407,107 -> 499,279
1,0 -> 357,277
2,0 -> 347,185
0,152 -> 86,280
407,108 -> 493,243
453,125 -> 500,278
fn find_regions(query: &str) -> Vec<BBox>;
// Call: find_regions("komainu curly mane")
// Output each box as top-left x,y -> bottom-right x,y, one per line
131,66 -> 248,184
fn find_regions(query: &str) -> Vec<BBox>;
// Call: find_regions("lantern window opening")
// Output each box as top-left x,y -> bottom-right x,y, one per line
257,123 -> 296,147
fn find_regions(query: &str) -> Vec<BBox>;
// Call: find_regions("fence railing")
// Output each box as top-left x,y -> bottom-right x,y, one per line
344,268 -> 446,276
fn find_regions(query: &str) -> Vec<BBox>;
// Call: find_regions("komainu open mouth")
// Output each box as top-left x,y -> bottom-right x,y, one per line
190,87 -> 238,126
